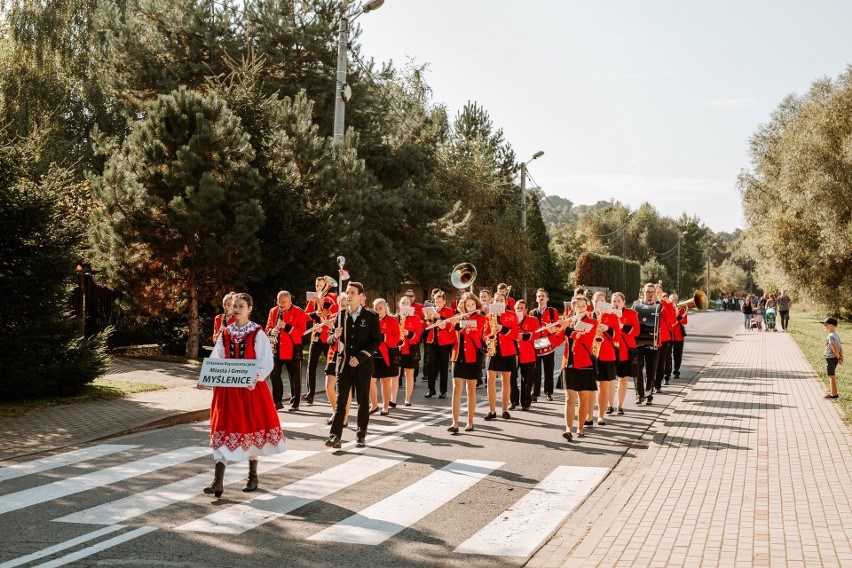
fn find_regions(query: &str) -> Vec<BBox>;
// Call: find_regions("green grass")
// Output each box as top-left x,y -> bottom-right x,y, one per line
0,379 -> 166,420
786,305 -> 851,422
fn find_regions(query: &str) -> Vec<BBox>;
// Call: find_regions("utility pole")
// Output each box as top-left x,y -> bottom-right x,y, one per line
706,245 -> 714,301
332,16 -> 349,147
677,238 -> 681,297
520,162 -> 527,231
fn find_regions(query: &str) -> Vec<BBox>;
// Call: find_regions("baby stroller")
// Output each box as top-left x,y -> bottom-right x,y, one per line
751,309 -> 764,331
764,308 -> 777,331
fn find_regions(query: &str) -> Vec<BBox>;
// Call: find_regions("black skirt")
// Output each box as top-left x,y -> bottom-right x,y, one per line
453,360 -> 481,380
373,348 -> 400,378
596,360 -> 617,382
562,367 -> 598,392
488,354 -> 518,372
400,352 -> 419,369
616,348 -> 639,378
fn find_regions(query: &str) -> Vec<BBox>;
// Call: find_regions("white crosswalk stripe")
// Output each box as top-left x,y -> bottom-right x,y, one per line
308,459 -> 503,545
454,465 -> 609,557
0,445 -> 138,483
0,525 -> 127,568
54,450 -> 317,525
33,527 -> 158,568
0,446 -> 209,516
174,454 -> 408,534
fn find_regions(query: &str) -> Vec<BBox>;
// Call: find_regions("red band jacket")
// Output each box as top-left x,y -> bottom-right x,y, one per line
427,307 -> 456,346
400,315 -> 423,355
305,293 -> 339,343
212,314 -> 235,342
566,315 -> 598,369
483,310 -> 520,357
617,308 -> 641,357
265,305 -> 306,360
516,315 -> 543,365
672,308 -> 688,342
658,301 -> 677,343
531,306 -> 565,349
452,312 -> 486,363
376,314 -> 402,366
595,312 -> 621,362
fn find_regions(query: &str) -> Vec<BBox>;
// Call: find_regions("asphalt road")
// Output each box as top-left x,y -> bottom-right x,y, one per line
0,312 -> 741,568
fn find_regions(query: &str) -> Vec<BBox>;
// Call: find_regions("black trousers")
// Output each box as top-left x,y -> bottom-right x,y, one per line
780,310 -> 790,330
425,343 -> 451,394
672,340 -> 684,375
656,341 -> 673,387
635,345 -> 659,400
305,340 -> 327,398
270,356 -> 302,406
533,353 -> 555,396
330,363 -> 372,438
516,362 -> 536,408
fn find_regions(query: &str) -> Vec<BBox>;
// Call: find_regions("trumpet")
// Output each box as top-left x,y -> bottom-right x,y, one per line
677,290 -> 708,312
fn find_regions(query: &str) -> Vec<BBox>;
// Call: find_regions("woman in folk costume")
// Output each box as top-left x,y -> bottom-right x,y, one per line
200,292 -> 286,498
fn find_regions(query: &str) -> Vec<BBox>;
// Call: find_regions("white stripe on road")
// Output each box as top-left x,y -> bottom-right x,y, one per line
454,465 -> 609,557
279,422 -> 314,429
175,454 -> 407,534
55,450 -> 317,525
0,445 -> 138,482
308,459 -> 503,545
0,447 -> 209,516
33,527 -> 157,568
0,525 -> 126,568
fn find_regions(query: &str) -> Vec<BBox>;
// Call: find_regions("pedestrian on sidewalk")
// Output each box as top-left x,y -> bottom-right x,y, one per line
201,293 -> 286,498
741,297 -> 753,330
777,289 -> 791,331
823,317 -> 843,399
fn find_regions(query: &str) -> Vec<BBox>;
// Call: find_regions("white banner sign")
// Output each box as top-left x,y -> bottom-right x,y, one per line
198,358 -> 259,388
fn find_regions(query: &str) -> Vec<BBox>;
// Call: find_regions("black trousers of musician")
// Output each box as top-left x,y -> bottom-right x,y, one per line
305,340 -> 327,399
515,362 -> 536,408
330,363 -> 372,438
635,345 -> 659,401
672,340 -> 684,377
425,342 -> 451,395
270,355 -> 302,407
533,353 -> 556,397
655,341 -> 673,387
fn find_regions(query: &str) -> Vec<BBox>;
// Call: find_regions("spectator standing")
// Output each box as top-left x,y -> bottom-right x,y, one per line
741,297 -> 754,331
777,290 -> 791,331
823,318 -> 843,399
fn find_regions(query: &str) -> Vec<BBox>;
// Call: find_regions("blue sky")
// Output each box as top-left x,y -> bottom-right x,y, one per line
356,0 -> 852,232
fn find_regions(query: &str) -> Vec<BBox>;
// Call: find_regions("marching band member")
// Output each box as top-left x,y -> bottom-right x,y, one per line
304,276 -> 338,405
323,336 -> 351,428
531,288 -> 563,402
655,290 -> 677,389
370,299 -> 401,415
212,291 -> 236,343
633,283 -> 662,405
515,299 -> 541,411
423,290 -> 454,399
609,292 -> 639,415
483,292 -> 519,421
560,295 -> 598,441
477,290 -> 492,387
670,293 -> 687,379
265,291 -> 307,411
448,292 -> 487,433
497,283 -> 515,310
325,282 -> 381,449
590,292 -> 620,426
201,293 -> 284,497
397,295 -> 423,406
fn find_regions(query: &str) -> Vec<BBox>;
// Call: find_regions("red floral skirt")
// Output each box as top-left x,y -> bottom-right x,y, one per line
209,381 -> 286,462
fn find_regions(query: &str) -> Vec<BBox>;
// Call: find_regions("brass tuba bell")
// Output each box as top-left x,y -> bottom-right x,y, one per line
450,262 -> 477,291
319,275 -> 337,297
677,290 -> 708,311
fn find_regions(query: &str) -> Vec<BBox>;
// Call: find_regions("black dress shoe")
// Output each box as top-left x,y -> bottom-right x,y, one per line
288,405 -> 299,412
584,420 -> 593,427
369,407 -> 380,415
531,396 -> 538,402
325,435 -> 341,449
356,435 -> 366,448
438,392 -> 447,399
645,397 -> 653,405
825,394 -> 839,399
546,394 -> 554,401
326,417 -> 334,425
425,391 -> 435,398
509,404 -> 517,410
305,397 -> 314,405
389,401 -> 397,408
521,406 -> 530,411
275,402 -> 284,410
447,426 -> 459,433
300,394 -> 309,400
502,411 -> 511,419
484,412 -> 497,421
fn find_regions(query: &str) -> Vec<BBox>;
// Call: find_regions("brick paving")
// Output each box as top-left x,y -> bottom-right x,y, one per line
531,328 -> 852,567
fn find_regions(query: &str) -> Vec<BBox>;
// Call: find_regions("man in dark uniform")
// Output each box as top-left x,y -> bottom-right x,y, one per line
325,282 -> 381,449
632,283 -> 661,405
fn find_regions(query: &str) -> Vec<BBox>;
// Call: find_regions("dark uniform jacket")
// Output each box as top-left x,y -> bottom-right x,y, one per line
333,306 -> 382,376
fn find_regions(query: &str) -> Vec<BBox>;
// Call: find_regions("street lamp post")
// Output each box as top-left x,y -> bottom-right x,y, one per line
332,0 -> 385,146
706,243 -> 716,301
520,151 -> 544,302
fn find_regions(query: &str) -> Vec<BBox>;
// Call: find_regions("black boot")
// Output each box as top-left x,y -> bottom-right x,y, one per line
203,461 -> 226,498
242,459 -> 259,492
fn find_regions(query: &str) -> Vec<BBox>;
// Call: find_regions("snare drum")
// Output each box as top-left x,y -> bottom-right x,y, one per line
534,337 -> 555,356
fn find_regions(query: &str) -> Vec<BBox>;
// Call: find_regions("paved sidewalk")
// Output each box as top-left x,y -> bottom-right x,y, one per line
532,328 -> 852,567
0,358 -> 211,461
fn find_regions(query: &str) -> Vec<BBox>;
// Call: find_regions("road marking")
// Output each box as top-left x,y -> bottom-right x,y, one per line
279,422 -> 314,428
0,525 -> 126,568
55,450 -> 317,525
0,447 -> 209,516
308,459 -> 503,545
33,527 -> 157,568
175,454 -> 407,534
454,465 -> 609,557
0,445 -> 138,482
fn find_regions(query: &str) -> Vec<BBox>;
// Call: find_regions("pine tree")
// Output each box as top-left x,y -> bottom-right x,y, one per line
88,87 -> 263,357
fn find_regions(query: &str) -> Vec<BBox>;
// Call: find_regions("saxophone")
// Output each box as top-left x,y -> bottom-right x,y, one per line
591,319 -> 604,359
269,308 -> 283,349
487,312 -> 499,357
398,312 -> 407,348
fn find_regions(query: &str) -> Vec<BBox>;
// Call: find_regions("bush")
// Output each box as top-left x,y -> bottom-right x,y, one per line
575,252 -> 641,297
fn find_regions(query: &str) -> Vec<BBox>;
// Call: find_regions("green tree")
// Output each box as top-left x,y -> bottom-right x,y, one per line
88,87 -> 263,357
740,67 -> 852,313
0,137 -> 109,400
